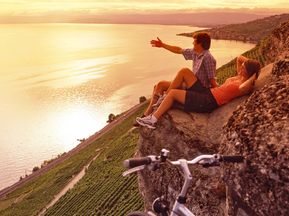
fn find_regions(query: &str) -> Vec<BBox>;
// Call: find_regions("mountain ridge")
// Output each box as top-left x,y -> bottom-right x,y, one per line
178,13 -> 289,43
0,12 -> 267,27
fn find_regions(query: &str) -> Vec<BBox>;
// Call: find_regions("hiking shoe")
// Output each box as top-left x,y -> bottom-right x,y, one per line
133,114 -> 146,127
136,115 -> 156,129
152,94 -> 166,108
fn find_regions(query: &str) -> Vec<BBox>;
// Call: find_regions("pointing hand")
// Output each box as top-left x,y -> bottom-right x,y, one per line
150,37 -> 163,48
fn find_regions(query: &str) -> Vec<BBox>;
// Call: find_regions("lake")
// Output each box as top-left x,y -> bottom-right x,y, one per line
0,23 -> 254,190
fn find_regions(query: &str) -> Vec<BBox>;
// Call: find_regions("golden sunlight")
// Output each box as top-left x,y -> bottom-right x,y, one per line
51,104 -> 106,151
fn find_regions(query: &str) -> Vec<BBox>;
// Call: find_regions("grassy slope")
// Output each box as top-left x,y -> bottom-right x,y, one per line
0,104 -> 146,216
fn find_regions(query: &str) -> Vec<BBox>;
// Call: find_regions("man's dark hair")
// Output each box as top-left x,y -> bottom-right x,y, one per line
193,32 -> 211,50
244,59 -> 261,79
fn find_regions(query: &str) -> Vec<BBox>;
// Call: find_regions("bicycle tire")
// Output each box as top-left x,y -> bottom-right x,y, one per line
127,211 -> 151,216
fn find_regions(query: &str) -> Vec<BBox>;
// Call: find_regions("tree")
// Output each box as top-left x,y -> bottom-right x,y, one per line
107,113 -> 116,123
32,166 -> 40,172
139,96 -> 147,103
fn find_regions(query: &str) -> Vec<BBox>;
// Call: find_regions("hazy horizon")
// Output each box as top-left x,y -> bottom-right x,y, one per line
0,0 -> 288,25
1,0 -> 288,15
1,12 -> 288,27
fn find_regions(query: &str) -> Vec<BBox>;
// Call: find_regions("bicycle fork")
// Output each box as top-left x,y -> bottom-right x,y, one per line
170,159 -> 195,216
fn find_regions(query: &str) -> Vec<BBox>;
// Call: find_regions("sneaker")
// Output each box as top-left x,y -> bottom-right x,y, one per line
132,114 -> 145,127
152,94 -> 166,108
136,115 -> 156,129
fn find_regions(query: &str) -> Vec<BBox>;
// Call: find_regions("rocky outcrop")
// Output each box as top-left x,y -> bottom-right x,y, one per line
220,59 -> 289,215
261,21 -> 289,64
136,63 -> 276,215
137,60 -> 288,215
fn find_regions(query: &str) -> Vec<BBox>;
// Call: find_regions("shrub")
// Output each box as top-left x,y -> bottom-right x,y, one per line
139,96 -> 147,103
32,166 -> 40,172
107,113 -> 116,123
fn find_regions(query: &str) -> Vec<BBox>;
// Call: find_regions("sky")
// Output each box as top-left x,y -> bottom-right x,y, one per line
0,0 -> 288,16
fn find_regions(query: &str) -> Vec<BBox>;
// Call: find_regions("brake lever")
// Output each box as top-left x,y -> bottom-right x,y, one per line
122,165 -> 146,176
198,154 -> 220,167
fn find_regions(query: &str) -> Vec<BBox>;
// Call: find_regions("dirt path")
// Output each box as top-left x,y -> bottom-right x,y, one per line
37,149 -> 102,216
0,101 -> 146,199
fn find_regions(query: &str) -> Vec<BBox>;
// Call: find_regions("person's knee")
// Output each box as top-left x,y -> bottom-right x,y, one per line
181,67 -> 191,73
178,67 -> 191,76
156,81 -> 167,90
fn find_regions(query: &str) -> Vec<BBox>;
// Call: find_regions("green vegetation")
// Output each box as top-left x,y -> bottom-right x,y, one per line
0,104 -> 147,216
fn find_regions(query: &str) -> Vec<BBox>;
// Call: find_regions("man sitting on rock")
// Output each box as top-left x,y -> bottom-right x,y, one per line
138,32 -> 218,121
136,56 -> 261,129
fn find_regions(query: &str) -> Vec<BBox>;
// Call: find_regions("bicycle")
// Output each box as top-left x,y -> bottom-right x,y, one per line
123,149 -> 244,216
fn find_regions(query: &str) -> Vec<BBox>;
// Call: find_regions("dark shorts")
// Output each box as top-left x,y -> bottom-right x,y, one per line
187,79 -> 207,93
184,88 -> 219,113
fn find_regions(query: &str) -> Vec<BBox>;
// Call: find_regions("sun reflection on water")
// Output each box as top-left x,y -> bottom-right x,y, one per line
50,104 -> 107,151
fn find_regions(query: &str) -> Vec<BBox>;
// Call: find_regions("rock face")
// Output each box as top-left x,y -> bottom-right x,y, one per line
262,21 -> 289,64
136,64 -> 276,215
137,104 -> 240,215
220,59 -> 289,215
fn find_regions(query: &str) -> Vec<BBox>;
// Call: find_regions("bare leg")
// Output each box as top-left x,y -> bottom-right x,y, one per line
143,67 -> 195,117
144,81 -> 171,116
153,89 -> 186,119
166,68 -> 197,93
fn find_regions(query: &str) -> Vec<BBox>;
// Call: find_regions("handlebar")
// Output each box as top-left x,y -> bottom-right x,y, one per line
123,149 -> 244,176
220,155 -> 244,163
123,157 -> 152,169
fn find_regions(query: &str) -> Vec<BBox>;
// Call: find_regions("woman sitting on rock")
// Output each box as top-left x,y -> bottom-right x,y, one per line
136,55 -> 261,129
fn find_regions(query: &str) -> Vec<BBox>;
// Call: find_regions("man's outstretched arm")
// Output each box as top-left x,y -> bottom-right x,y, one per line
151,37 -> 183,54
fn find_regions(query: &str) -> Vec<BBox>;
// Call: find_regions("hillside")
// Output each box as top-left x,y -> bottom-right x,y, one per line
215,18 -> 288,84
178,13 -> 289,43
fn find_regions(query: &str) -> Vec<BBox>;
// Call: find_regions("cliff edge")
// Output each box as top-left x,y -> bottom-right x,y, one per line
136,21 -> 288,215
